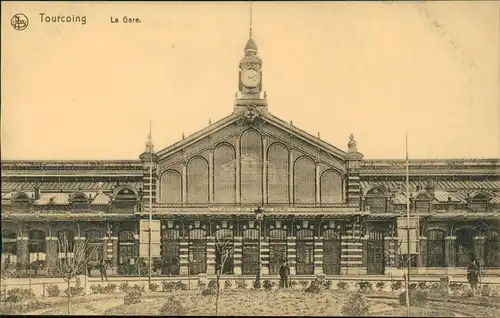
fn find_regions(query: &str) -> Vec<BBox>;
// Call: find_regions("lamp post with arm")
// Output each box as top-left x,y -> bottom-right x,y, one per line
254,207 -> 264,289
133,233 -> 140,277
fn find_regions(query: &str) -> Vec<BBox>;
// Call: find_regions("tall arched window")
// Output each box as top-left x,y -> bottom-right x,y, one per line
485,230 -> 500,268
240,129 -> 263,204
161,228 -> 180,275
28,230 -> 46,262
187,157 -> 209,203
426,229 -> 445,267
320,170 -> 342,204
85,230 -> 104,264
161,170 -> 182,203
267,143 -> 289,204
189,229 -> 207,275
214,143 -> 236,203
269,229 -> 288,275
242,228 -> 259,275
294,157 -> 316,204
296,229 -> 314,275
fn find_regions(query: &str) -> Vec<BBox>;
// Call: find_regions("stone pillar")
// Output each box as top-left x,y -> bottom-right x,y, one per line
262,137 -> 268,205
474,236 -> 486,265
206,236 -> 216,275
16,237 -> 29,268
345,135 -> 363,205
45,237 -> 58,268
233,236 -> 243,275
74,237 -> 86,264
315,165 -> 321,204
209,150 -> 214,203
260,237 -> 269,275
289,150 -> 294,204
182,164 -> 187,204
139,148 -> 159,205
418,237 -> 427,268
314,237 -> 324,275
286,237 -> 296,275
235,137 -> 241,204
340,223 -> 364,275
445,236 -> 456,268
179,239 -> 189,276
110,236 -> 119,269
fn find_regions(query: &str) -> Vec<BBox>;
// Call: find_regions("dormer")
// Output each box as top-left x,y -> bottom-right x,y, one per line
467,190 -> 491,212
10,191 -> 33,206
363,185 -> 389,213
68,191 -> 90,210
413,190 -> 432,213
111,186 -> 140,212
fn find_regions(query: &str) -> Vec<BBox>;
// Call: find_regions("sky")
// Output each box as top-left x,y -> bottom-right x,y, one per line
2,1 -> 499,160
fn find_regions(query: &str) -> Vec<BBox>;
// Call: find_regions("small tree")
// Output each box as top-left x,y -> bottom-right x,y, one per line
50,234 -> 100,315
213,230 -> 235,316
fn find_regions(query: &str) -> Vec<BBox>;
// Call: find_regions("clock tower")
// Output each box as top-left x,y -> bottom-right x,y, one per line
235,4 -> 267,113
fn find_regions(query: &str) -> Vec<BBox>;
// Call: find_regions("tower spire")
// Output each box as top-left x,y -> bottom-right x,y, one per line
249,1 -> 253,39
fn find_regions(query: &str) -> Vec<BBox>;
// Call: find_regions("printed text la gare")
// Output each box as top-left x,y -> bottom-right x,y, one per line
110,16 -> 141,24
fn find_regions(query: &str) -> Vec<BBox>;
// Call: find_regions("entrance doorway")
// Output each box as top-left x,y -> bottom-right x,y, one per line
367,229 -> 385,275
455,228 -> 476,267
323,229 -> 341,275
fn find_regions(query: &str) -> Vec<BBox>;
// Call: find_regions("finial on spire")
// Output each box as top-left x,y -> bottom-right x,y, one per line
208,118 -> 212,125
249,1 -> 253,39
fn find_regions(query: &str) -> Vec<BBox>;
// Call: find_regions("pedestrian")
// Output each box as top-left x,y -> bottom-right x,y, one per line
467,260 -> 478,294
100,259 -> 108,282
279,260 -> 291,288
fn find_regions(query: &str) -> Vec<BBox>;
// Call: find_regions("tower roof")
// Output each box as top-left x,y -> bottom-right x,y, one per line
244,38 -> 258,52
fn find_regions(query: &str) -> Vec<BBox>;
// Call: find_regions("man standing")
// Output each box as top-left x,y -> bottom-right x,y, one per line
279,260 -> 291,288
100,259 -> 108,282
467,260 -> 478,294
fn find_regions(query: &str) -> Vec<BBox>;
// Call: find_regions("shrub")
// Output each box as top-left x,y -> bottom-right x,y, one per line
90,284 -> 104,294
342,292 -> 370,316
201,281 -> 217,296
163,281 -> 188,292
399,290 -> 428,306
304,280 -> 321,294
300,281 -> 309,289
375,281 -> 386,291
323,280 -> 332,289
159,296 -> 187,316
149,283 -> 159,292
5,288 -> 35,304
197,280 -> 207,290
357,281 -> 372,293
337,281 -> 348,290
104,283 -> 117,294
132,284 -> 145,293
119,282 -> 130,293
263,280 -> 274,290
46,284 -> 61,297
391,280 -> 403,292
418,281 -> 428,291
224,280 -> 232,289
235,278 -> 246,290
124,288 -> 142,305
64,286 -> 84,297
481,284 -> 492,296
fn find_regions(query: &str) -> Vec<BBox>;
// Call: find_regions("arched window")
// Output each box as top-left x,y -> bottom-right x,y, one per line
161,228 -> 180,275
28,229 -> 47,262
189,228 -> 207,275
161,170 -> 182,203
320,170 -> 342,204
485,230 -> 500,268
1,231 -> 17,268
365,187 -> 387,213
427,229 -> 445,267
242,228 -> 259,275
118,230 -> 136,266
85,230 -> 104,263
296,229 -> 314,275
269,229 -> 288,275
267,143 -> 289,204
187,157 -> 209,203
215,229 -> 234,275
294,157 -> 316,204
214,143 -> 236,203
240,130 -> 263,204
57,230 -> 75,257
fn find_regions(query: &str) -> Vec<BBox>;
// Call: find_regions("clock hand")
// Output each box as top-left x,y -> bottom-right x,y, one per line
248,75 -> 258,80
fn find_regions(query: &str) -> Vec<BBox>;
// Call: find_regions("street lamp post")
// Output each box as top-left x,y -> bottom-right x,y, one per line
133,233 -> 140,277
254,207 -> 264,289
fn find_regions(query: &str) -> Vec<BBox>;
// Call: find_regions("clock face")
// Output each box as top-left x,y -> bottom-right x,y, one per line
241,69 -> 260,88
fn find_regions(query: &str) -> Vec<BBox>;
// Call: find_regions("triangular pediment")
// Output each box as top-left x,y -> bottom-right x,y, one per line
156,109 -> 347,173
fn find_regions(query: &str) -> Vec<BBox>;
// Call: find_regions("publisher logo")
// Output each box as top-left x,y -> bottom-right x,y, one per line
11,13 -> 29,31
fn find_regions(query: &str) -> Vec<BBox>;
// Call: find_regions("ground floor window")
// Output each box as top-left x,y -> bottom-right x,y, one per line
28,230 -> 46,262
269,229 -> 287,275
188,229 -> 207,275
118,230 -> 136,266
323,229 -> 341,275
85,230 -> 104,264
455,228 -> 476,267
485,230 -> 500,268
1,231 -> 17,268
427,229 -> 445,267
296,229 -> 314,275
215,229 -> 234,275
161,228 -> 180,275
57,230 -> 75,259
242,229 -> 259,275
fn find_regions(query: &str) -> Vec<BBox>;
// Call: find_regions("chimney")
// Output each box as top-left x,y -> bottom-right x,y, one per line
34,181 -> 41,200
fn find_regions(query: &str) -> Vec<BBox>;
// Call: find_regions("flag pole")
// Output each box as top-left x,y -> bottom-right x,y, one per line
148,121 -> 153,288
405,132 -> 411,317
